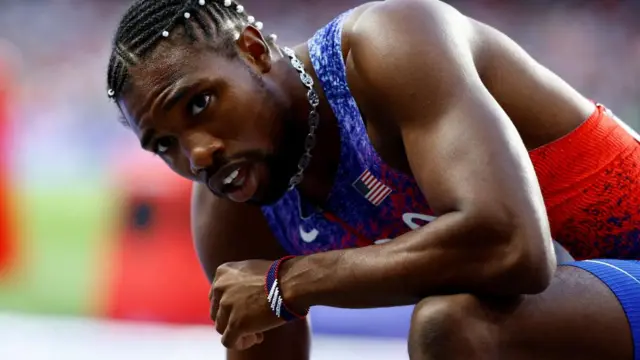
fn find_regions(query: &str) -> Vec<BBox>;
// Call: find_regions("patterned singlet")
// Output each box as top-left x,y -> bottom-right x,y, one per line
262,10 -> 640,260
261,11 -> 435,255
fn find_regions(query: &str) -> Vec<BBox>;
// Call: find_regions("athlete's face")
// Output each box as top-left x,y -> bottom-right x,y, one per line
118,29 -> 302,205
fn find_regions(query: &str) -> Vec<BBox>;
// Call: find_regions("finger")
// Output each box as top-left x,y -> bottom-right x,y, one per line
215,304 -> 230,335
255,332 -> 264,344
209,269 -> 222,301
235,334 -> 261,351
209,287 -> 222,322
220,323 -> 240,349
210,267 -> 223,301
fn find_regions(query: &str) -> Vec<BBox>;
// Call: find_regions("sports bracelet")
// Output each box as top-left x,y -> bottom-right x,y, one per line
264,256 -> 309,322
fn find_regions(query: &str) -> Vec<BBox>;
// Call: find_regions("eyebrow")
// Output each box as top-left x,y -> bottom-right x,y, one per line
162,85 -> 192,112
140,82 -> 193,149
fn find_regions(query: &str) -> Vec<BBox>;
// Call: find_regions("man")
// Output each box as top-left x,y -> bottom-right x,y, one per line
106,0 -> 640,358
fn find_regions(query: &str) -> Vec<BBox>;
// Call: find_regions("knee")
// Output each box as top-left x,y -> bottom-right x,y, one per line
409,294 -> 480,344
409,294 -> 496,360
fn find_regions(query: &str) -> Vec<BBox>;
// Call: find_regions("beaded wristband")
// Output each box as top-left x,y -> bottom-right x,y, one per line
264,256 -> 309,322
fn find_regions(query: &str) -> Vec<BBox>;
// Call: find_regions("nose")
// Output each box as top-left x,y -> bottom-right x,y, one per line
181,132 -> 223,176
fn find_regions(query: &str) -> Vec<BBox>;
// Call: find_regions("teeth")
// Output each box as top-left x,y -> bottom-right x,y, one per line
233,174 -> 246,187
223,169 -> 239,185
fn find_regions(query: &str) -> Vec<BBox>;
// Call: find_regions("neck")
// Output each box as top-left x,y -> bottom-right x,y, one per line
272,45 -> 341,207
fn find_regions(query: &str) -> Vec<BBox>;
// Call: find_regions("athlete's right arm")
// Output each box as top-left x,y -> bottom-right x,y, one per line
191,183 -> 311,360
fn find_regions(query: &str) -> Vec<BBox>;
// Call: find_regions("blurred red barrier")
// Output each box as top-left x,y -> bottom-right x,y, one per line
105,155 -> 211,324
0,56 -> 14,273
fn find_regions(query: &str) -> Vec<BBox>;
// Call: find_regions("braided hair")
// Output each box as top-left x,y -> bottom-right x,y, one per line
106,0 -> 271,101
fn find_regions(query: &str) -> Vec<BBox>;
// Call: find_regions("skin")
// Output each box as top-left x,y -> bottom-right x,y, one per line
191,185 -> 310,358
405,266 -> 632,360
116,0 -> 633,358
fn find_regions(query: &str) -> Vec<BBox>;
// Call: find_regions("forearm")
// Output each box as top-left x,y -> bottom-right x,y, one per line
281,211 -> 551,310
227,319 -> 310,360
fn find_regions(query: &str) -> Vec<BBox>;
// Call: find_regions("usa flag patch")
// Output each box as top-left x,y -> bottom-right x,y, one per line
352,169 -> 392,206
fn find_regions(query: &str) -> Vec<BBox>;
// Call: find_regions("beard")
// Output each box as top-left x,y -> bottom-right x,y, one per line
210,117 -> 301,206
244,64 -> 308,206
245,112 -> 304,206
223,66 -> 306,206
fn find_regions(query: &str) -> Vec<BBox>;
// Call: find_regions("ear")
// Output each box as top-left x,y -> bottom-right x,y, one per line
236,26 -> 272,74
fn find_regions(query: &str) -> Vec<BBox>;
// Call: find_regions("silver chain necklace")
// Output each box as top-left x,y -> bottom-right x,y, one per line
282,46 -> 320,190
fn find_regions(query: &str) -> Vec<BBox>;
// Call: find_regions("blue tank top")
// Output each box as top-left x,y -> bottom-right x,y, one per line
261,11 -> 435,255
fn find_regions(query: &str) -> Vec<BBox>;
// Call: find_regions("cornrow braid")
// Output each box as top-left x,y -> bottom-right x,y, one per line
106,0 -> 274,102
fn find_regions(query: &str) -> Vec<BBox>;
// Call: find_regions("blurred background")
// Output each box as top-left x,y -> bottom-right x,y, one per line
0,0 -> 638,359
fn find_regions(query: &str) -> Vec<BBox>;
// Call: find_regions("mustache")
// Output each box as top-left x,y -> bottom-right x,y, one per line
203,149 -> 270,179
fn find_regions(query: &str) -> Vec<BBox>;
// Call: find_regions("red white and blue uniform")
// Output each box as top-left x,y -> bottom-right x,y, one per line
261,11 -> 640,357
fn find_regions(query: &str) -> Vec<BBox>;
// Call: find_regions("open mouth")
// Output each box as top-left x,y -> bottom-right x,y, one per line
222,167 -> 246,189
209,164 -> 258,203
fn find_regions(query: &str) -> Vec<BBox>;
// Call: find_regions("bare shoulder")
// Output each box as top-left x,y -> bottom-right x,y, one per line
343,0 -> 480,126
356,0 -> 470,28
347,0 -> 476,63
191,183 -> 288,281
344,0 -> 593,144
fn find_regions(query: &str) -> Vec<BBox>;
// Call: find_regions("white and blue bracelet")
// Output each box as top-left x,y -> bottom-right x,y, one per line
264,256 -> 308,322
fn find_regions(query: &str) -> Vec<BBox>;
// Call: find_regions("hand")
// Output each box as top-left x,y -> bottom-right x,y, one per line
210,260 -> 287,350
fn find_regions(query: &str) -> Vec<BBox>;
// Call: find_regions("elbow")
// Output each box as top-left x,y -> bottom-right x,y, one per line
507,237 -> 556,294
468,211 -> 556,295
499,222 -> 556,294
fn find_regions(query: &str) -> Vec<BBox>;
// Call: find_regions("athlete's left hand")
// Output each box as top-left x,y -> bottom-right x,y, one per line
210,259 -> 286,350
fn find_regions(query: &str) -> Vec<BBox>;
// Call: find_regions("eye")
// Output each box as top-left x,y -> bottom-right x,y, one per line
154,137 -> 174,155
188,93 -> 212,116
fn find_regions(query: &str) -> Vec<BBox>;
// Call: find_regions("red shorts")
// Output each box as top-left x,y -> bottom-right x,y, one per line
529,104 -> 640,260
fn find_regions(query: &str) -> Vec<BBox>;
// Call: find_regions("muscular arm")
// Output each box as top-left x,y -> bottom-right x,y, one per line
191,183 -> 310,360
280,0 -> 556,310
